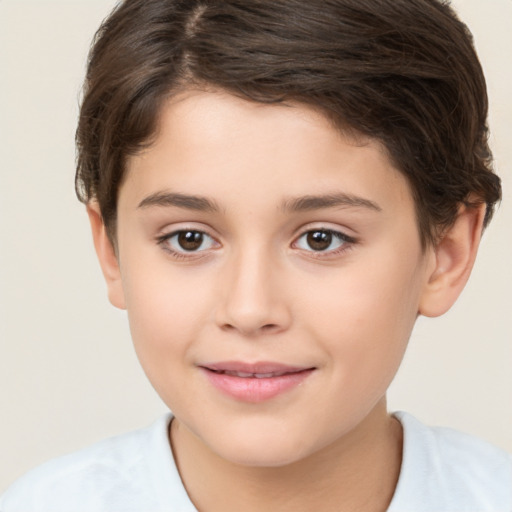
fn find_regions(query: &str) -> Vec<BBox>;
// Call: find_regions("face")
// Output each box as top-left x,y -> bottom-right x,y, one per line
112,90 -> 434,466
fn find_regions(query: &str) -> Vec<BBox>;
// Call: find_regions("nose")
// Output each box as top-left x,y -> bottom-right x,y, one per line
214,246 -> 291,337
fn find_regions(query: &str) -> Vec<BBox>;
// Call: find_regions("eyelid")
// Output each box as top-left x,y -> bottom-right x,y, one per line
154,223 -> 357,260
291,225 -> 358,257
155,226 -> 220,258
292,222 -> 357,242
155,221 -> 218,242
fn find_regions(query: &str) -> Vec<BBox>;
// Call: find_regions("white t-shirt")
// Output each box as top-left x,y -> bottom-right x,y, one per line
1,412 -> 510,512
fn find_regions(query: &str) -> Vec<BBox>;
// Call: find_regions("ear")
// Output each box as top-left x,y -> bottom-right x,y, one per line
86,202 -> 126,310
419,202 -> 486,318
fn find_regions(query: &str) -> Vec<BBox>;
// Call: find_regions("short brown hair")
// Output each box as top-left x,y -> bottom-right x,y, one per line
76,0 -> 501,246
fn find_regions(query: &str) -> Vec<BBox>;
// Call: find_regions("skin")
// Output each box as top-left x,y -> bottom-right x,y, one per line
88,89 -> 485,511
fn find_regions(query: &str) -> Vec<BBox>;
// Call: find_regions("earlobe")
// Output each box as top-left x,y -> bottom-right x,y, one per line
419,202 -> 486,318
86,202 -> 126,310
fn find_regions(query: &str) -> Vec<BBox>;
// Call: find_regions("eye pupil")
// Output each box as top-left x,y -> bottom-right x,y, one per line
177,231 -> 203,251
307,230 -> 332,251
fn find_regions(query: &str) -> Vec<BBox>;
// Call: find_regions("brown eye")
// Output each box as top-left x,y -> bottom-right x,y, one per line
160,230 -> 217,254
177,231 -> 204,251
306,230 -> 333,251
295,229 -> 353,254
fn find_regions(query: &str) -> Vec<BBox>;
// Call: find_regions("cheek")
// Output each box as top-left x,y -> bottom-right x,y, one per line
301,250 -> 423,378
119,259 -> 212,371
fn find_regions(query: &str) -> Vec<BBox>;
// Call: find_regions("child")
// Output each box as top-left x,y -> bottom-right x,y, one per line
1,0 -> 510,510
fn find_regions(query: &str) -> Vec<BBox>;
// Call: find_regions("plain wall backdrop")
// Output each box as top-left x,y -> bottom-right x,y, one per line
1,0 -> 511,492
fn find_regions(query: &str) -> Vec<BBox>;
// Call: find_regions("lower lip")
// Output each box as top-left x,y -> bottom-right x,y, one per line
201,368 -> 314,403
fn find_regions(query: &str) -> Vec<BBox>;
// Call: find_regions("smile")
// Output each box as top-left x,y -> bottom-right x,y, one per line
211,370 -> 293,378
199,362 -> 315,403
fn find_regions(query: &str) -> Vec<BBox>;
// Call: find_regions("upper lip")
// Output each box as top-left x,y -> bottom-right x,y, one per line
200,361 -> 314,377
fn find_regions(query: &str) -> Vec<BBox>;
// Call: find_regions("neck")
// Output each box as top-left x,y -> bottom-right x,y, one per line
170,399 -> 403,512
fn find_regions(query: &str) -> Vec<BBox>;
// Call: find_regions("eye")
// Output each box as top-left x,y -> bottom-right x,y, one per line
159,230 -> 217,254
294,229 -> 353,253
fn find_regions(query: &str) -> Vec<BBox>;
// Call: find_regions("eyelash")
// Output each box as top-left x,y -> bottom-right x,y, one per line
292,229 -> 356,258
156,228 -> 357,260
156,229 -> 219,260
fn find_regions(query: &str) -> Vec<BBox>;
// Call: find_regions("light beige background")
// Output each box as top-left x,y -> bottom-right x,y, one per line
1,0 -> 511,492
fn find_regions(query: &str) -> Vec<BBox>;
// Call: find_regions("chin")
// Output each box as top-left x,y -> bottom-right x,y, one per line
199,420 -> 318,468
216,441 -> 308,468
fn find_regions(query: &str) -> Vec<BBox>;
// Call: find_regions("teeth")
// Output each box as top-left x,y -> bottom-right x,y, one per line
221,370 -> 286,378
234,371 -> 253,378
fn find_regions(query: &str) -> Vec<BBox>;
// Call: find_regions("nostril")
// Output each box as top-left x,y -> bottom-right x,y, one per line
219,322 -> 280,335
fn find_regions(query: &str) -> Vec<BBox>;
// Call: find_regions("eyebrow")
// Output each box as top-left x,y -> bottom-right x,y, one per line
137,190 -> 381,214
282,193 -> 382,213
137,192 -> 219,212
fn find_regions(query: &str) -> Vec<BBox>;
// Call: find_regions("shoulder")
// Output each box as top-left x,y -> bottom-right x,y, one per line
0,414 -> 192,512
389,411 -> 512,512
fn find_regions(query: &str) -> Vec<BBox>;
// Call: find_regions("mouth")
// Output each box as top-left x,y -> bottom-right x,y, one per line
199,362 -> 315,402
209,370 -> 297,378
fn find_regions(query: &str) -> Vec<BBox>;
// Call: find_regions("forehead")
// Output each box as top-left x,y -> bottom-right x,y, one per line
121,89 -> 414,216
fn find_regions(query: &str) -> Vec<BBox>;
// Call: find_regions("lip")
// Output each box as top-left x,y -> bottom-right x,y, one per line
199,361 -> 315,403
